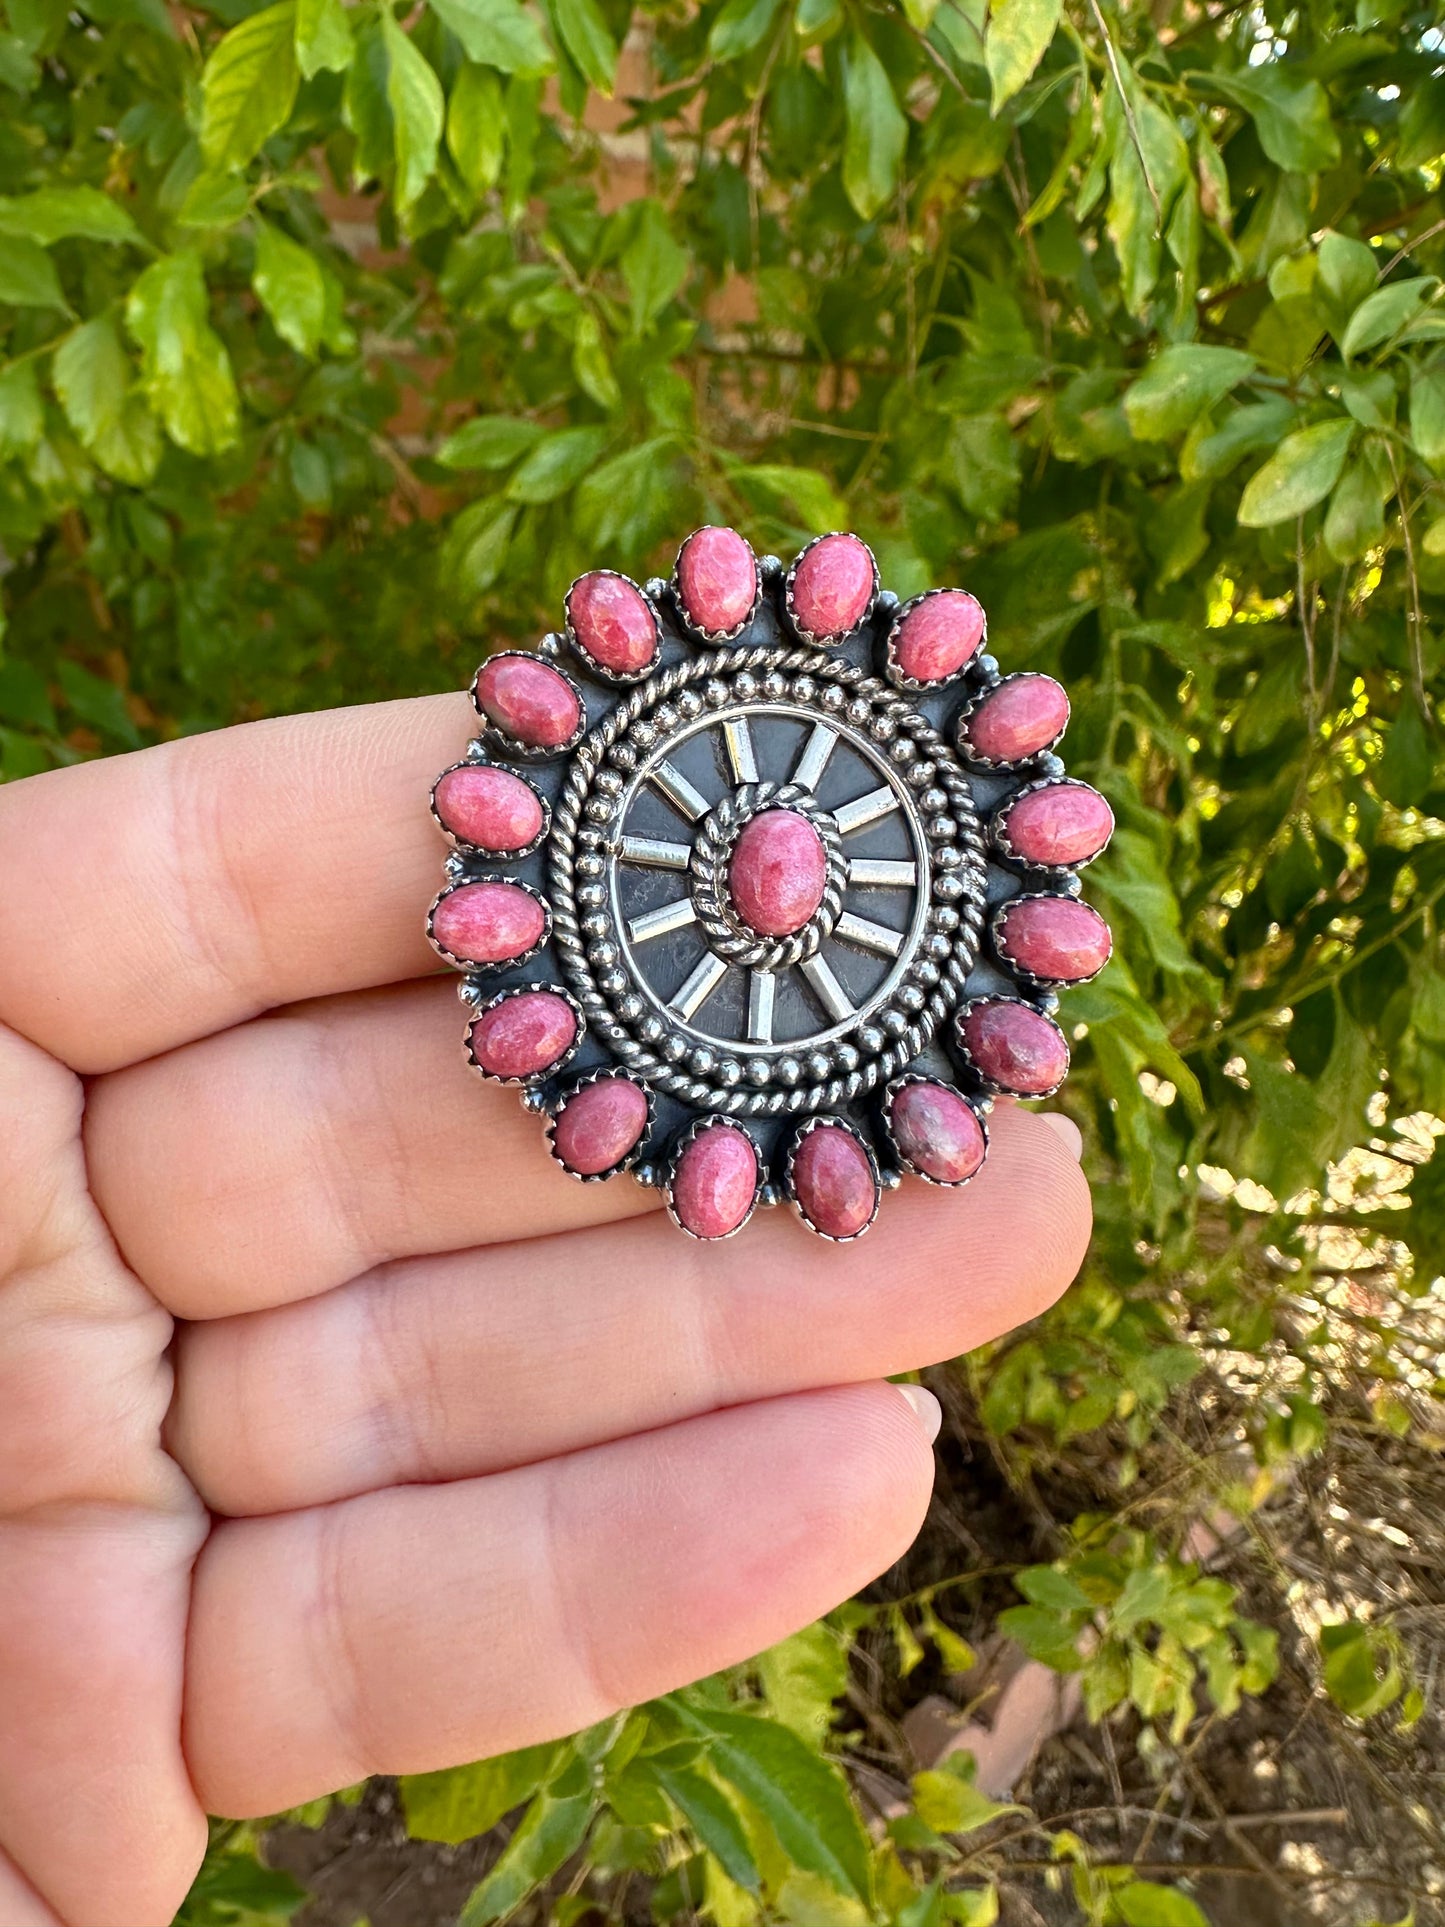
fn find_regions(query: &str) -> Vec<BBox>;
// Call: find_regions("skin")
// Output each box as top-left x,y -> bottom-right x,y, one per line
0,693 -> 1093,1927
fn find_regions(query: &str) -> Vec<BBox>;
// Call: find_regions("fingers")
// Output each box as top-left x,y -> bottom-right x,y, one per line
0,695 -> 470,1073
183,1382 -> 937,1817
85,979 -> 656,1322
168,1104 -> 1090,1516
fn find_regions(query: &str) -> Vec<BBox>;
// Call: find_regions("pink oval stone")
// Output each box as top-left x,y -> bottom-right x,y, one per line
673,1123 -> 758,1238
960,674 -> 1070,765
792,1124 -> 877,1239
470,991 -> 577,1079
553,1077 -> 649,1176
999,781 -> 1113,868
431,881 -> 546,964
996,896 -> 1111,984
677,526 -> 758,635
567,572 -> 658,675
958,999 -> 1069,1096
890,1082 -> 986,1184
475,654 -> 581,749
433,764 -> 545,852
790,533 -> 875,640
729,809 -> 829,937
892,590 -> 986,683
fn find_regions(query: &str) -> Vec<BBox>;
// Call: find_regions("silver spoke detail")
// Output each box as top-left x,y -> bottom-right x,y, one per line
793,722 -> 837,794
650,760 -> 711,822
834,786 -> 899,835
619,835 -> 693,870
722,716 -> 759,785
848,858 -> 917,888
628,898 -> 698,945
835,911 -> 906,958
747,970 -> 777,1044
670,951 -> 729,1020
799,953 -> 855,1023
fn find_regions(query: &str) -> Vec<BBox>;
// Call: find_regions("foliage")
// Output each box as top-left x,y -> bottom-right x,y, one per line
3,0 -> 1445,1914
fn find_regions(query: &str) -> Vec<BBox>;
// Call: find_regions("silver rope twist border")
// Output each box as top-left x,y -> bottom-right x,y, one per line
688,780 -> 846,971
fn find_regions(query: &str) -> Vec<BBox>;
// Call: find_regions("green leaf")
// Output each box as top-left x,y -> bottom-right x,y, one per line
621,199 -> 688,334
1340,277 -> 1437,362
1124,343 -> 1255,442
458,1756 -> 594,1924
667,1703 -> 873,1901
200,1 -> 299,172
401,1742 -> 561,1844
1411,366 -> 1445,473
911,1758 -> 1016,1836
1320,1623 -> 1402,1720
1399,74 -> 1445,170
1181,397 -> 1296,482
1206,65 -> 1339,173
295,0 -> 353,79
381,12 -> 445,210
428,0 -> 552,76
842,32 -> 908,222
730,461 -> 848,533
252,220 -> 326,357
1115,1883 -> 1209,1927
1322,454 -> 1386,562
125,250 -> 240,456
0,234 -> 66,309
441,497 -> 517,596
1237,417 -> 1353,527
1375,702 -> 1434,808
708,0 -> 781,61
55,659 -> 141,747
996,1605 -> 1084,1670
1316,229 -> 1376,320
437,413 -> 544,468
175,172 -> 252,228
549,0 -> 617,95
53,316 -> 162,485
448,63 -> 507,192
1111,1565 -> 1173,1634
0,360 -> 43,458
0,186 -> 144,247
1015,1565 -> 1093,1614
756,1622 -> 849,1744
650,1763 -> 761,1893
984,0 -> 1061,114
507,422 -> 608,501
571,307 -> 619,411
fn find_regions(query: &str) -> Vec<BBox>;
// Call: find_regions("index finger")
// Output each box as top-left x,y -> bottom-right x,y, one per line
0,695 -> 468,1072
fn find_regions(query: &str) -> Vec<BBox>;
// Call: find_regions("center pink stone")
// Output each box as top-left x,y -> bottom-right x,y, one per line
728,809 -> 829,937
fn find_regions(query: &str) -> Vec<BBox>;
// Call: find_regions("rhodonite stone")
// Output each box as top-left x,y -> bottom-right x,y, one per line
553,1077 -> 650,1176
729,809 -> 828,936
672,1123 -> 758,1238
470,991 -> 577,1080
998,781 -> 1114,868
431,881 -> 546,964
676,526 -> 758,636
957,999 -> 1069,1096
474,654 -> 581,748
891,590 -> 986,684
789,533 -> 875,640
433,764 -> 544,852
959,674 -> 1070,765
792,1124 -> 877,1239
890,1082 -> 986,1184
995,896 -> 1111,985
567,571 -> 659,676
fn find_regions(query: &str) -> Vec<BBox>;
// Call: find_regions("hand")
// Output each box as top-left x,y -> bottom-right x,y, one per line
0,694 -> 1091,1927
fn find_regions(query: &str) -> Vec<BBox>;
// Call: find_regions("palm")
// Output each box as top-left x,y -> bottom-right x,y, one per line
0,694 -> 1090,1927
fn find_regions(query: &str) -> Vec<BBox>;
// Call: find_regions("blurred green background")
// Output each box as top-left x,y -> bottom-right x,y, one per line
3,0 -> 1444,1918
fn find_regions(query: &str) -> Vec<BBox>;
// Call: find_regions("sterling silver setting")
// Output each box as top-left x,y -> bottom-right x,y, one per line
427,528 -> 1112,1239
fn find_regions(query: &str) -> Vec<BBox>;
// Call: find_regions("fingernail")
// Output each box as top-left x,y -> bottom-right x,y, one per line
1039,1111 -> 1083,1161
894,1383 -> 943,1443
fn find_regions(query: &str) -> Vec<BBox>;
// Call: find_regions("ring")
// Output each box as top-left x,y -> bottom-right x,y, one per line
427,529 -> 1113,1243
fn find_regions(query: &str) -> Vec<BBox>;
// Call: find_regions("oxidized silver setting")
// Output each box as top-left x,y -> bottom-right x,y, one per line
428,530 -> 1111,1238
